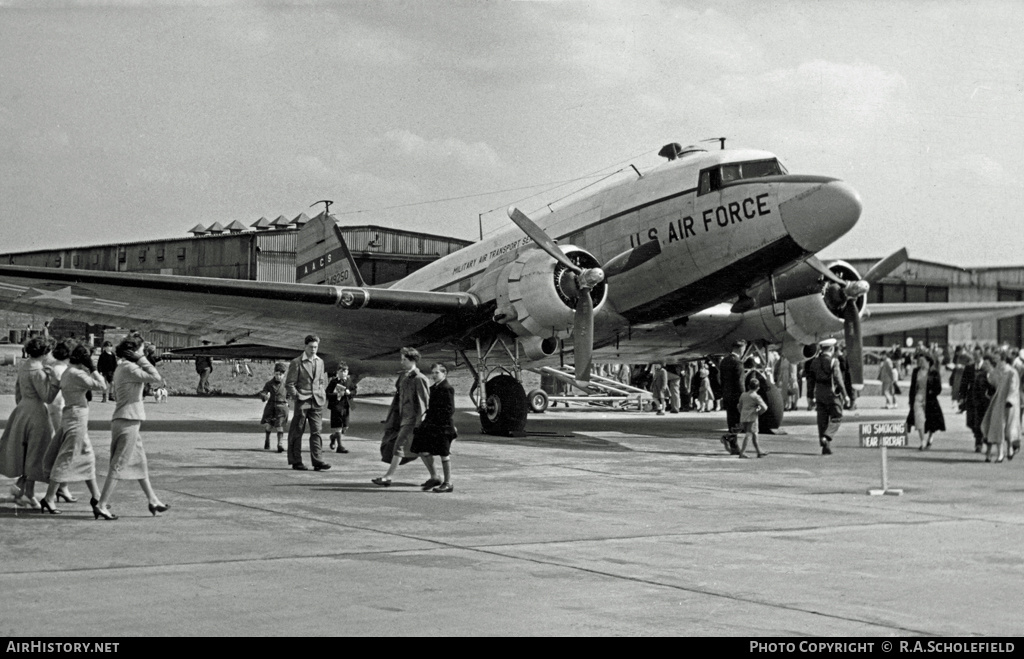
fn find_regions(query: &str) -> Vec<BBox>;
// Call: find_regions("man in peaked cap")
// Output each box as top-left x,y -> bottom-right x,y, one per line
807,338 -> 848,455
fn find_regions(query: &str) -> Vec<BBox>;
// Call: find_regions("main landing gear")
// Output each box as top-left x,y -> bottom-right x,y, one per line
459,337 -> 528,437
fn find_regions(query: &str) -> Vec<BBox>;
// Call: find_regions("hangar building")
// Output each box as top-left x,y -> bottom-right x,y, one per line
847,257 -> 1024,349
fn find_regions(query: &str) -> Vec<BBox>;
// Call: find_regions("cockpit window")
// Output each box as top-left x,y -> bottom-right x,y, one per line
697,159 -> 788,195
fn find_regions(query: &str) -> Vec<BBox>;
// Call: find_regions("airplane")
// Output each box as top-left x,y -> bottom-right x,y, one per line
2,140 -> 1022,437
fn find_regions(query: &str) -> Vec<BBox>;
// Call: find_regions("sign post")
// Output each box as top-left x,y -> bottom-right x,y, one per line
859,422 -> 906,496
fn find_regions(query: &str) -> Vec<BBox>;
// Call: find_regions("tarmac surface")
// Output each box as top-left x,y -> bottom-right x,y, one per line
0,392 -> 1020,637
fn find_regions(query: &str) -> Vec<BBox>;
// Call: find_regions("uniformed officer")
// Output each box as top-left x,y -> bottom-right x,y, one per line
807,338 -> 849,455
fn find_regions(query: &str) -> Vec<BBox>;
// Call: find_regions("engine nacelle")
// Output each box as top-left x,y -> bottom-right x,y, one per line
765,260 -> 867,363
494,246 -> 608,340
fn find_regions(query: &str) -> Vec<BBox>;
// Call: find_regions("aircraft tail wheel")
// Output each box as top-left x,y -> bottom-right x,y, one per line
527,388 -> 549,414
479,374 -> 528,436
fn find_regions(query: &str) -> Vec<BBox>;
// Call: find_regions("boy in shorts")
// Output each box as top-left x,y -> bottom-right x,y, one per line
260,362 -> 289,452
737,375 -> 768,458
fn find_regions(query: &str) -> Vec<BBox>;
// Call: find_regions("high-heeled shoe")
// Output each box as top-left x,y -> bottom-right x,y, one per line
39,498 -> 62,515
148,503 -> 170,516
93,506 -> 118,521
55,490 -> 78,503
90,497 -> 99,508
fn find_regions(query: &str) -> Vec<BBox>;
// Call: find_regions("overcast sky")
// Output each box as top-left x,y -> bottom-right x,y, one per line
1,1 -> 1021,267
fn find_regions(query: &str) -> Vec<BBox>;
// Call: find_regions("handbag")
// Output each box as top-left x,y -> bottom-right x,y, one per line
894,382 -> 902,395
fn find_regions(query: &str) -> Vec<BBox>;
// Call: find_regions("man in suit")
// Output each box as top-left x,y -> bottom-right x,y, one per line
285,334 -> 330,471
719,340 -> 746,454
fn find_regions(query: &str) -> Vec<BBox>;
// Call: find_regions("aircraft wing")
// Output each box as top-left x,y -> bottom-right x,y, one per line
862,301 -> 1024,337
0,265 -> 481,358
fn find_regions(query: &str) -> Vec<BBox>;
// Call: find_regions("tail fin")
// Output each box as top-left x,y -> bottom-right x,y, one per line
294,212 -> 366,287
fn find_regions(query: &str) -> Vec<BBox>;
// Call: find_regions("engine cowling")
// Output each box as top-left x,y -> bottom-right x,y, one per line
761,260 -> 867,363
493,246 -> 608,339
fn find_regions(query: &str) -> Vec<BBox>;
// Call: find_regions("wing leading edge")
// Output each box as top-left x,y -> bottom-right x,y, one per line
861,301 -> 1024,337
0,265 -> 479,356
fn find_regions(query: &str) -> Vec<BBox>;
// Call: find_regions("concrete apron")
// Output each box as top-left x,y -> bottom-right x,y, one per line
0,394 -> 1019,636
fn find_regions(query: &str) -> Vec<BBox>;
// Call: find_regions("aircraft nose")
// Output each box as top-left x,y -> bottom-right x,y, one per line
779,179 -> 862,253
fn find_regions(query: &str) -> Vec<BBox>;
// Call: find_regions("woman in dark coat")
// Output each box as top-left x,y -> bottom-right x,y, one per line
409,362 -> 457,493
906,353 -> 946,450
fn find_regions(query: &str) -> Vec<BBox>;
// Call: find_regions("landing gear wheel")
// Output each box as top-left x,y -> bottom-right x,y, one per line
759,381 -> 785,433
480,374 -> 528,436
527,389 -> 549,414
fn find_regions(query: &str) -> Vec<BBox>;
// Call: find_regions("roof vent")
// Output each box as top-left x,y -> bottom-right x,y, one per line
659,143 -> 707,160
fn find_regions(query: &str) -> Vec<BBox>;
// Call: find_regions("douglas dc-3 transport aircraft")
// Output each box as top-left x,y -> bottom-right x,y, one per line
2,141 -> 1022,435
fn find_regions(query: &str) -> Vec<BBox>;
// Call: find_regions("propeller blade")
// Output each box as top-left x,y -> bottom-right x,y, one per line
805,255 -> 849,287
602,239 -> 662,278
574,285 -> 595,382
842,301 -> 864,390
863,247 -> 909,285
507,207 -> 581,274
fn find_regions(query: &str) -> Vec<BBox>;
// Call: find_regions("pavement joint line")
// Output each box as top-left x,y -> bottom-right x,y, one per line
436,543 -> 939,637
0,512 -> 938,636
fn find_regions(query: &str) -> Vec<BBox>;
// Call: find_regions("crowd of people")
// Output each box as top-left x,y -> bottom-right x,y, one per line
0,333 -> 168,519
586,338 -> 1024,462
6,329 -> 1018,516
259,336 -> 457,492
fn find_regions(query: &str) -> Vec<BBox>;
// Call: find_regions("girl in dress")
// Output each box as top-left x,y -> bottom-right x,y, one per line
94,336 -> 168,520
0,337 -> 58,509
38,345 -> 108,515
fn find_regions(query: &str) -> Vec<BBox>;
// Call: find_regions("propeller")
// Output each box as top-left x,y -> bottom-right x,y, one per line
507,207 -> 662,381
810,248 -> 909,390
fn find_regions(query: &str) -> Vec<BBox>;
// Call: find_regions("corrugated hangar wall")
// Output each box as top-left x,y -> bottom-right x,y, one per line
2,223 -> 472,285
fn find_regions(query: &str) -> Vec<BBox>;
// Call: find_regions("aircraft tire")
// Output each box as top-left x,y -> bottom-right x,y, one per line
480,374 -> 528,436
527,389 -> 549,414
759,381 -> 785,432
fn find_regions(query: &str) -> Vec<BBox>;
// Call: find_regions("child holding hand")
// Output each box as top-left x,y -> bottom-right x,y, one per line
259,362 -> 289,452
738,375 -> 768,458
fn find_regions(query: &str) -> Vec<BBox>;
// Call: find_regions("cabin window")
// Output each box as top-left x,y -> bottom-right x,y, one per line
177,248 -> 186,260
156,248 -> 165,261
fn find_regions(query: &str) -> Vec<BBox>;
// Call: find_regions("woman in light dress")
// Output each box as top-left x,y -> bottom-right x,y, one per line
40,338 -> 80,506
38,344 -> 108,515
0,337 -> 58,509
93,335 -> 169,521
878,351 -> 897,410
980,350 -> 1020,463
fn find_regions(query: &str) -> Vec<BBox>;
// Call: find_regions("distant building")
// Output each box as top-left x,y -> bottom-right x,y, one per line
846,257 -> 1024,349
